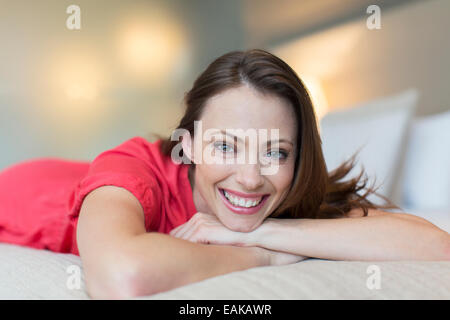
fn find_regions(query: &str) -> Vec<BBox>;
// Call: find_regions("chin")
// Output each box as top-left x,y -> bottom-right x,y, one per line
222,218 -> 260,233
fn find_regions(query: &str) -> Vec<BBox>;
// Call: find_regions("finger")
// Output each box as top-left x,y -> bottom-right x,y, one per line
170,224 -> 190,238
169,225 -> 183,237
172,214 -> 201,239
177,215 -> 206,241
178,224 -> 199,242
175,221 -> 198,241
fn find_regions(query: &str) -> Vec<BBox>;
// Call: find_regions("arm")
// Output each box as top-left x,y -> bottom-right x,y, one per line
76,186 -> 268,299
249,209 -> 450,261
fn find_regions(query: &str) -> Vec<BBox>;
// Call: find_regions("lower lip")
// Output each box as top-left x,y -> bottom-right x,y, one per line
218,188 -> 269,215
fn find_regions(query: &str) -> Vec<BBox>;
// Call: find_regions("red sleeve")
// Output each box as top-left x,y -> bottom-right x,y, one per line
68,137 -> 161,231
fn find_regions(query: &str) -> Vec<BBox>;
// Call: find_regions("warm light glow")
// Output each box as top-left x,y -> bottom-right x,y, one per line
31,47 -> 110,139
49,51 -> 104,103
65,83 -> 97,100
117,10 -> 187,83
301,75 -> 329,121
273,22 -> 364,119
36,46 -> 110,130
274,24 -> 363,78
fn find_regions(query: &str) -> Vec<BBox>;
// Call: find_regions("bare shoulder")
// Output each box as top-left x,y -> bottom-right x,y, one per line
77,185 -> 147,246
346,208 -> 391,218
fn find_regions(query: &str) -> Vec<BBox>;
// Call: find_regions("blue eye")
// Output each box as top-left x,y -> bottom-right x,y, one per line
214,142 -> 234,153
267,150 -> 288,159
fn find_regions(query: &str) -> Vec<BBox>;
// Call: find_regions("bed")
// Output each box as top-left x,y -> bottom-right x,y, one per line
0,242 -> 449,299
1,89 -> 449,299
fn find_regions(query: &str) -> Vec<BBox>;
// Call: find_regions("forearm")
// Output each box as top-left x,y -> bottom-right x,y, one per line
251,214 -> 450,261
119,232 -> 266,297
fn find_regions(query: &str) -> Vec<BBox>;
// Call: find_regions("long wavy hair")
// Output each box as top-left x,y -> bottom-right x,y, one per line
152,49 -> 399,219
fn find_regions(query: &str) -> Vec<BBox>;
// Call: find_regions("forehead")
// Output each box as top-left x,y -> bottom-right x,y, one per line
200,85 -> 297,139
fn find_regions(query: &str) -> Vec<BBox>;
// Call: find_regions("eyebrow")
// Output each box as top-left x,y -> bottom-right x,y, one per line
211,129 -> 294,146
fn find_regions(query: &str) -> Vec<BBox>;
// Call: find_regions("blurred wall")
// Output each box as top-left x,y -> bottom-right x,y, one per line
1,0 -> 448,171
0,0 -> 245,169
265,0 -> 450,117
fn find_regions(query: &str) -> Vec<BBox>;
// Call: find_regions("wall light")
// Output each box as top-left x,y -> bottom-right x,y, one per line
300,75 -> 329,121
117,9 -> 188,85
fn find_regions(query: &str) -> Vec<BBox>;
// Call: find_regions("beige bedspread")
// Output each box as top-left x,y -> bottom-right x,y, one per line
0,243 -> 448,300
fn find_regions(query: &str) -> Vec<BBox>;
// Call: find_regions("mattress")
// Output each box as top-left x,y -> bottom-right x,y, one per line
0,243 -> 448,300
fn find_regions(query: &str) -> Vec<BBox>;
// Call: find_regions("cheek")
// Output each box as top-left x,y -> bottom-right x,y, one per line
196,163 -> 232,187
270,165 -> 295,194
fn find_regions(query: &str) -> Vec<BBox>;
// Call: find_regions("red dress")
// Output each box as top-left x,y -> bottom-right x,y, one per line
0,137 -> 197,256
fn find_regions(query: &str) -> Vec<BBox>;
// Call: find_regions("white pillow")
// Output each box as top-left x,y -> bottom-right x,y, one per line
401,110 -> 450,210
319,89 -> 418,206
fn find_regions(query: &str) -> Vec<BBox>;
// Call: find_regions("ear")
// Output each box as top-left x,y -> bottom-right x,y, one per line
181,131 -> 195,164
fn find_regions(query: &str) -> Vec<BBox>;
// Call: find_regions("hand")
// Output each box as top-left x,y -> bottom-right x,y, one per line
170,212 -> 308,265
169,212 -> 254,246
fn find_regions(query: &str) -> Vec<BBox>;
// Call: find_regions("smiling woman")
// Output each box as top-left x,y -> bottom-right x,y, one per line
159,50 -> 449,262
172,84 -> 299,233
0,49 -> 448,300
159,49 -> 396,224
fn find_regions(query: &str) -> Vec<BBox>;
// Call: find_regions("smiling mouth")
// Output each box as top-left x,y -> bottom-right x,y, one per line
218,188 -> 270,215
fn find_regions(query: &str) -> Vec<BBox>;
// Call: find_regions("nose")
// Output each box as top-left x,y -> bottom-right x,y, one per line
235,163 -> 264,191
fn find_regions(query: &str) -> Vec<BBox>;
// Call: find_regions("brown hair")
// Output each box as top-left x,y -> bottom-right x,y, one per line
155,49 -> 399,219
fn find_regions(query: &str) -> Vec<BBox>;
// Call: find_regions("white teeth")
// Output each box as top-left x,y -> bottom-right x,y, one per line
245,200 -> 252,207
223,190 -> 263,208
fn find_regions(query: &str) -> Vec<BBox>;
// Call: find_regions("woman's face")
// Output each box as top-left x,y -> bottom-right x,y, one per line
183,84 -> 298,232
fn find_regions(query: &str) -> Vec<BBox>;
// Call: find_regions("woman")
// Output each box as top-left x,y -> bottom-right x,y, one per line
0,49 -> 448,299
